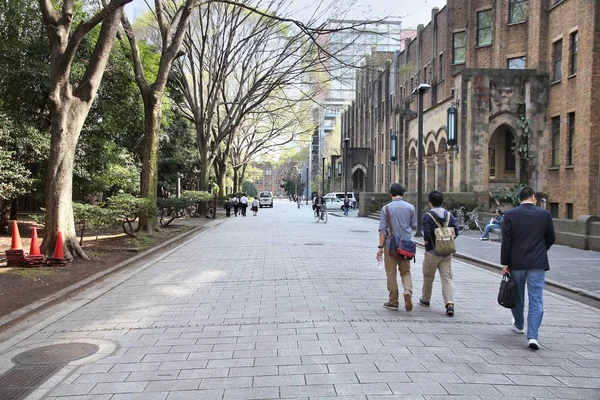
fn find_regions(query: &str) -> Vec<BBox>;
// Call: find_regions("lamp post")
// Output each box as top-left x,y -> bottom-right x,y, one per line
305,167 -> 309,204
343,138 -> 350,197
327,165 -> 331,192
321,157 -> 325,194
412,83 -> 431,237
337,160 -> 342,192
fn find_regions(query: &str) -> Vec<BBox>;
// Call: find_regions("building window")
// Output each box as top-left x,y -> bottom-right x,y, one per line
453,32 -> 466,64
570,31 -> 578,76
439,53 -> 444,80
505,131 -> 516,171
566,203 -> 574,219
508,56 -> 526,69
509,0 -> 527,24
550,202 -> 559,218
567,112 -> 575,166
489,148 -> 496,177
477,10 -> 493,46
380,163 -> 384,184
553,39 -> 563,82
551,116 -> 560,166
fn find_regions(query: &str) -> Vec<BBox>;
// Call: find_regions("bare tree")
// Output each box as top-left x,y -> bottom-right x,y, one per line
38,0 -> 133,259
120,0 -> 197,231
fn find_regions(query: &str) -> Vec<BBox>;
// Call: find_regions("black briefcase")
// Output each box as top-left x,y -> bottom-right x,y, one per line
498,273 -> 516,308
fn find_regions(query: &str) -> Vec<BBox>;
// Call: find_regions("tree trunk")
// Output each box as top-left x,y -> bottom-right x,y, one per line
197,143 -> 211,192
138,90 -> 163,232
0,200 -> 10,235
41,100 -> 90,260
232,167 -> 240,193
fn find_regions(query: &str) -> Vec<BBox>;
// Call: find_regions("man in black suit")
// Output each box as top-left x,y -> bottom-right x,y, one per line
501,186 -> 556,350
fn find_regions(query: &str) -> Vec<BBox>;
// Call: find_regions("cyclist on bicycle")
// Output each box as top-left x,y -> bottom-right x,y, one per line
313,193 -> 325,216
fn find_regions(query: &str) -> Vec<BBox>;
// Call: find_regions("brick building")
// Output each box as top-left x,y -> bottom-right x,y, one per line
252,162 -> 284,197
340,0 -> 600,219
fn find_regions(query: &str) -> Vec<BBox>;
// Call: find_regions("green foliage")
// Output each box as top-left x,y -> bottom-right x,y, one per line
157,197 -> 195,227
0,147 -> 33,201
280,176 -> 304,196
72,202 -> 120,244
107,194 -> 155,236
241,181 -> 258,197
181,191 -> 213,203
490,184 -> 525,207
513,104 -> 532,185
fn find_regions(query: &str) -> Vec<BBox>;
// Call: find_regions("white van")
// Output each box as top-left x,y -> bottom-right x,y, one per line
325,192 -> 356,209
259,191 -> 274,208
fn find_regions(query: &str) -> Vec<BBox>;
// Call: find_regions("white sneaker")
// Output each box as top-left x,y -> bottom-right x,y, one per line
512,318 -> 525,334
528,339 -> 540,350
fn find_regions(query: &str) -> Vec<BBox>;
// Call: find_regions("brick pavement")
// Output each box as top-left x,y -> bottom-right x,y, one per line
1,200 -> 600,399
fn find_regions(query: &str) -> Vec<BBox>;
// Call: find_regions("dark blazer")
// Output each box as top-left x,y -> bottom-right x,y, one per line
423,210 -> 459,253
501,203 -> 556,271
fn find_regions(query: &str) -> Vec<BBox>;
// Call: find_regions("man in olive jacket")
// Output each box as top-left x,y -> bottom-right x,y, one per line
501,186 -> 555,350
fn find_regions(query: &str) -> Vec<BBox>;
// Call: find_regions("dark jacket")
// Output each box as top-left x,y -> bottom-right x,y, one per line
422,209 -> 459,253
501,203 -> 556,271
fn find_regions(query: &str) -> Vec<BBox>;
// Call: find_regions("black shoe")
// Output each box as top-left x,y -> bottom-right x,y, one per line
446,304 -> 455,316
419,298 -> 430,307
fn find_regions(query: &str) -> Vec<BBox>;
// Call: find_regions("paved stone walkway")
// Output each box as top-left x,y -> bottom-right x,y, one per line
1,201 -> 600,399
446,230 -> 600,297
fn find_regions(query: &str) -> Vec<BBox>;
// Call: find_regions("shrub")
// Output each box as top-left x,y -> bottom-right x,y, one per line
157,197 -> 195,227
107,194 -> 155,237
181,191 -> 213,216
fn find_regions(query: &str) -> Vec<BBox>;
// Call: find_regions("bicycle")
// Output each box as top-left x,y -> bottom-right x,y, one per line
313,206 -> 328,223
465,209 -> 483,233
452,207 -> 482,234
452,207 -> 466,233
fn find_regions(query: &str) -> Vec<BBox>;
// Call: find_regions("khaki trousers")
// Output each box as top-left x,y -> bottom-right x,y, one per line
384,252 -> 412,306
421,252 -> 454,306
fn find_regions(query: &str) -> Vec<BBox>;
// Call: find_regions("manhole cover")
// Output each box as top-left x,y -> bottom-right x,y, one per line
13,343 -> 99,365
304,243 -> 324,246
0,343 -> 99,400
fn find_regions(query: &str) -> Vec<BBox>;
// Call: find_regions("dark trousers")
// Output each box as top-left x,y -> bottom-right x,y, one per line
241,205 -> 247,216
233,206 -> 239,216
226,208 -> 231,217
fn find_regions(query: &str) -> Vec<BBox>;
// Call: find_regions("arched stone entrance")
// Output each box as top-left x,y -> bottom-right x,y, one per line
351,164 -> 367,192
488,124 -> 518,189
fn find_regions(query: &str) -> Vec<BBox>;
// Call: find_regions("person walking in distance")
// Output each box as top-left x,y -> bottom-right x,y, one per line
376,183 -> 417,311
251,197 -> 260,216
224,197 -> 232,218
501,186 -> 555,350
343,195 -> 350,217
419,190 -> 459,316
240,193 -> 249,217
232,196 -> 239,217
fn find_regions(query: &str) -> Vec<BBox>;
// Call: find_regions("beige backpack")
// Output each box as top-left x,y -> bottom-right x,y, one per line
427,212 -> 456,255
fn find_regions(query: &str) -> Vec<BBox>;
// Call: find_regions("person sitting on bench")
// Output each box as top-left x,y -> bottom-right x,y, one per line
481,209 -> 504,241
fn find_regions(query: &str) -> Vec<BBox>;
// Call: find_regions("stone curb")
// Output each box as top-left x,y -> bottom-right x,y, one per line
0,220 -> 221,330
413,239 -> 600,303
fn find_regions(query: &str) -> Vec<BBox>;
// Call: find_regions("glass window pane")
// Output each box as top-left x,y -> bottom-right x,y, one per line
510,0 -> 528,23
508,57 -> 526,69
454,48 -> 465,64
454,32 -> 466,48
478,28 -> 492,46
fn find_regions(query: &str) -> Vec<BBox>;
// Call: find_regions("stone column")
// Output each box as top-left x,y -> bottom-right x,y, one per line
425,157 -> 435,192
408,162 -> 416,191
436,154 -> 447,192
446,152 -> 454,192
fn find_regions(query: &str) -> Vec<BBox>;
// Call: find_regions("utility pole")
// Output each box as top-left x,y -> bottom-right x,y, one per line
321,157 -> 325,194
343,138 -> 350,197
413,84 -> 431,237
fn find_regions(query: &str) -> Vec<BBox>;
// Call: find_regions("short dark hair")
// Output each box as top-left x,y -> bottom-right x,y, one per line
495,209 -> 503,215
519,186 -> 535,201
428,190 -> 444,207
389,183 -> 406,197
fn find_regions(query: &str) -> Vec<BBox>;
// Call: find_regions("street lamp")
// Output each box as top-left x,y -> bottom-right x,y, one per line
321,157 -> 325,194
390,133 -> 398,162
337,160 -> 342,177
343,137 -> 350,196
305,167 -> 309,204
412,83 -> 431,237
447,106 -> 458,147
327,165 -> 331,192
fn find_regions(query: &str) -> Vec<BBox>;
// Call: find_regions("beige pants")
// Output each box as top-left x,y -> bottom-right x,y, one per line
421,252 -> 454,306
384,252 -> 412,306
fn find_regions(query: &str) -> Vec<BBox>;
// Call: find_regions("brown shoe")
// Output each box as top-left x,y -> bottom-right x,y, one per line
383,302 -> 398,310
404,293 -> 413,312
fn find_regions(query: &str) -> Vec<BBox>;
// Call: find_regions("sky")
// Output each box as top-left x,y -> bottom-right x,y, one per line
125,0 -> 447,31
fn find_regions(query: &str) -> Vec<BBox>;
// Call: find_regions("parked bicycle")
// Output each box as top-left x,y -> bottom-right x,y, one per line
452,207 -> 482,234
314,207 -> 328,223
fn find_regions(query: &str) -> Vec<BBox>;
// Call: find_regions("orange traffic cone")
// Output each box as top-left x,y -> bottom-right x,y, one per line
53,231 -> 64,259
5,220 -> 25,267
29,227 -> 41,256
10,220 -> 22,250
48,231 -> 68,266
25,227 -> 46,267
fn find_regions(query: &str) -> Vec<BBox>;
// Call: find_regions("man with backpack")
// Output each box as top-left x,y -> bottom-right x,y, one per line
420,190 -> 459,316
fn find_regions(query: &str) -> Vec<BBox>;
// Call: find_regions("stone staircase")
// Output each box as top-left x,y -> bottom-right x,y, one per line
367,211 -> 381,221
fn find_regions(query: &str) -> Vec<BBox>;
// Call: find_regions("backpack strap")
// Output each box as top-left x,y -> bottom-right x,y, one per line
426,212 -> 443,228
385,205 -> 395,237
444,211 -> 451,227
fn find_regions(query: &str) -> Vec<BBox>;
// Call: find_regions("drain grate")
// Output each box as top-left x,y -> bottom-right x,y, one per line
0,343 -> 99,400
13,343 -> 98,365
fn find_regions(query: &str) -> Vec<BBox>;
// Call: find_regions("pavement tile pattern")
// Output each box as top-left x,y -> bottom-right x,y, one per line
1,202 -> 600,399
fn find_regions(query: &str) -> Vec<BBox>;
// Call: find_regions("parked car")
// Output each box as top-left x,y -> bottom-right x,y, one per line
258,191 -> 274,207
323,196 -> 345,211
325,192 -> 357,209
